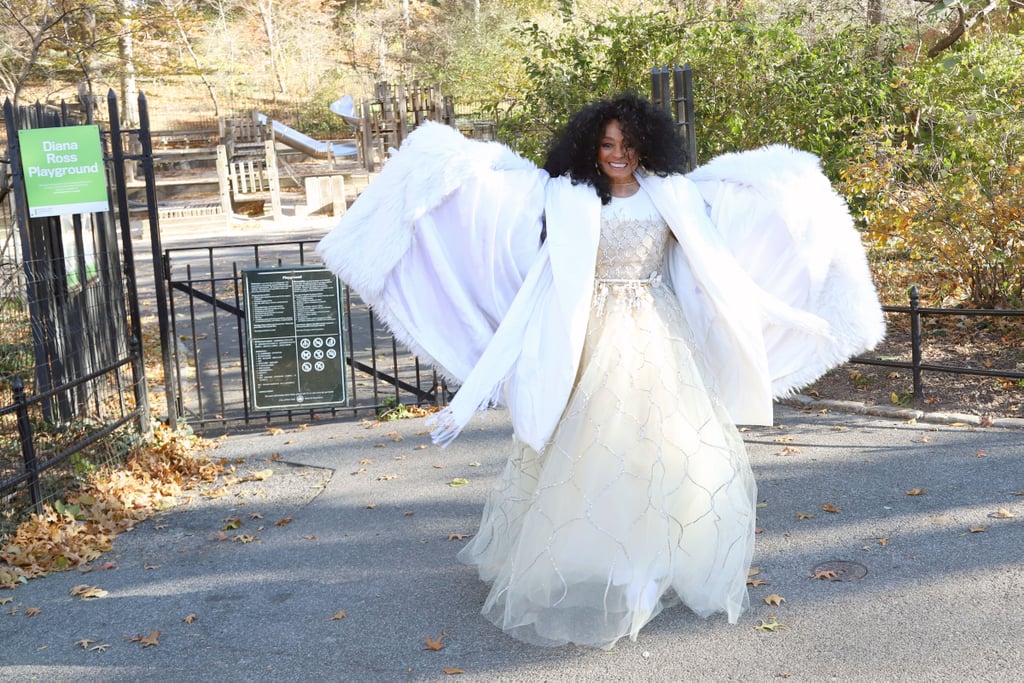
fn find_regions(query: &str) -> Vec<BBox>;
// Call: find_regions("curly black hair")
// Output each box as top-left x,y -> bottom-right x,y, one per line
542,93 -> 689,205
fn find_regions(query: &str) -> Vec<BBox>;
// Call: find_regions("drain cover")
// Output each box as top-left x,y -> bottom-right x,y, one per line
811,560 -> 868,582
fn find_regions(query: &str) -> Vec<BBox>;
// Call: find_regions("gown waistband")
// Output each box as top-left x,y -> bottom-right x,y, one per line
594,272 -> 662,285
592,273 -> 663,315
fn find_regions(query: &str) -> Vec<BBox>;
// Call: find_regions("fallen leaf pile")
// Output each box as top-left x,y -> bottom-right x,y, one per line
375,404 -> 436,422
0,424 -> 221,588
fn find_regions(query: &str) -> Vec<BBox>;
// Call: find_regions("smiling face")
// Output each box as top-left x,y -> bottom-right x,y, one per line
596,119 -> 638,183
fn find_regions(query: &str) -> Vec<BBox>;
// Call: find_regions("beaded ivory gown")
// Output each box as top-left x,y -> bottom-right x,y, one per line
315,122 -> 884,652
457,190 -> 756,649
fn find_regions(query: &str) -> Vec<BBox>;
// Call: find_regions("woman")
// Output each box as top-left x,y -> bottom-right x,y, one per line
316,93 -> 884,649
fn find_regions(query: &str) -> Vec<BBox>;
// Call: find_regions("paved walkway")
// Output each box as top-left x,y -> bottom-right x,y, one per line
1,405 -> 1021,681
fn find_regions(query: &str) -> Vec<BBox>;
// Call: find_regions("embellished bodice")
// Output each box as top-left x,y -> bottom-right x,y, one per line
595,190 -> 670,281
590,190 -> 672,315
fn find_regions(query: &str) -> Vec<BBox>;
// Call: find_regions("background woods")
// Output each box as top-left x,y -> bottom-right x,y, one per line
1,0 -> 1022,307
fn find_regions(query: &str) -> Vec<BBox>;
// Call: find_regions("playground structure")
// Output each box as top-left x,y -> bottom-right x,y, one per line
335,82 -> 457,172
257,112 -> 357,161
143,81 -> 462,228
216,111 -> 282,220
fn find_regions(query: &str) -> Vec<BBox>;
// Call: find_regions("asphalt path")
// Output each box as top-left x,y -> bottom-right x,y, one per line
1,405 -> 1022,682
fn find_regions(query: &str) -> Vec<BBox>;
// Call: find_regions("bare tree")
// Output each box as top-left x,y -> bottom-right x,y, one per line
0,0 -> 89,106
113,0 -> 139,125
243,0 -> 288,95
157,0 -> 222,116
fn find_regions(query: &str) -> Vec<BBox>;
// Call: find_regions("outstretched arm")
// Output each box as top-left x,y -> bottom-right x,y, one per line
687,145 -> 885,398
316,122 -> 548,383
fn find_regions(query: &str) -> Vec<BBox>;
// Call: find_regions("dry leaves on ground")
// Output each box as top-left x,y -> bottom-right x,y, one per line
125,630 -> 160,648
0,424 -> 220,589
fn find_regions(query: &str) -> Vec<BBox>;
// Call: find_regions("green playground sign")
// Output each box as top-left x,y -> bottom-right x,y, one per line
17,125 -> 110,218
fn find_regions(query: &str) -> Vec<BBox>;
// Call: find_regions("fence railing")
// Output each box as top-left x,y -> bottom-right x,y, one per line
852,286 -> 1024,398
651,64 -> 697,173
1,91 -> 152,524
2,349 -> 145,516
162,240 -> 443,432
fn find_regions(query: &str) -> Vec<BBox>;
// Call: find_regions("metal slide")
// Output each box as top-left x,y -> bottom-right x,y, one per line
256,110 -> 357,160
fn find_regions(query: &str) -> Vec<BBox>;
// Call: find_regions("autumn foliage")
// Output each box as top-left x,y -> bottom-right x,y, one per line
837,14 -> 1024,308
0,424 -> 220,588
496,5 -> 1023,310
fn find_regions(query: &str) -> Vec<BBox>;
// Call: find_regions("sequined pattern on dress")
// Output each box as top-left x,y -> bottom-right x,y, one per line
457,190 -> 758,649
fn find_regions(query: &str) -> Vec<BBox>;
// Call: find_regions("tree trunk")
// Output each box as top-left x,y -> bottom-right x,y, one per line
258,0 -> 287,95
176,17 -> 221,118
117,3 -> 139,126
867,0 -> 885,25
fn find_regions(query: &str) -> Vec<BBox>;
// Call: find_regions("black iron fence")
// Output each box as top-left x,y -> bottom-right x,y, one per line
853,286 -> 1024,397
1,356 -> 144,516
162,239 -> 442,432
1,92 -> 154,522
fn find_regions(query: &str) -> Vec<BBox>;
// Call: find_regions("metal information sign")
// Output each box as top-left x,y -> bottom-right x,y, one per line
243,267 -> 347,411
17,125 -> 110,217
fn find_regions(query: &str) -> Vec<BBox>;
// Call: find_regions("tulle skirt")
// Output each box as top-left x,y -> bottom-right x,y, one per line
458,280 -> 757,649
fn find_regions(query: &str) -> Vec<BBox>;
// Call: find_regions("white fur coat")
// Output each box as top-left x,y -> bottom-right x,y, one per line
316,122 -> 885,449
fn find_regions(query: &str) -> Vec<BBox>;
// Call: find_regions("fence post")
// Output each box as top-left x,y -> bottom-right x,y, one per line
360,100 -> 375,173
129,335 -> 149,434
264,138 -> 283,220
676,64 -> 697,173
651,66 -> 672,115
4,99 -> 55,423
216,145 -> 233,222
13,377 -> 43,513
650,65 -> 697,172
909,286 -> 923,398
108,91 -> 155,434
650,67 -> 663,109
396,83 -> 409,146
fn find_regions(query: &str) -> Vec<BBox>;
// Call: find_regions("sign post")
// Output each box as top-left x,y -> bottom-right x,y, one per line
243,267 -> 348,412
17,125 -> 110,217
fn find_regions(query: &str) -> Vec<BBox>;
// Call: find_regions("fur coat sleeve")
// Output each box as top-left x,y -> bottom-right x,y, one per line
686,146 -> 886,398
317,125 -> 884,445
641,167 -> 884,425
315,121 -> 547,383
